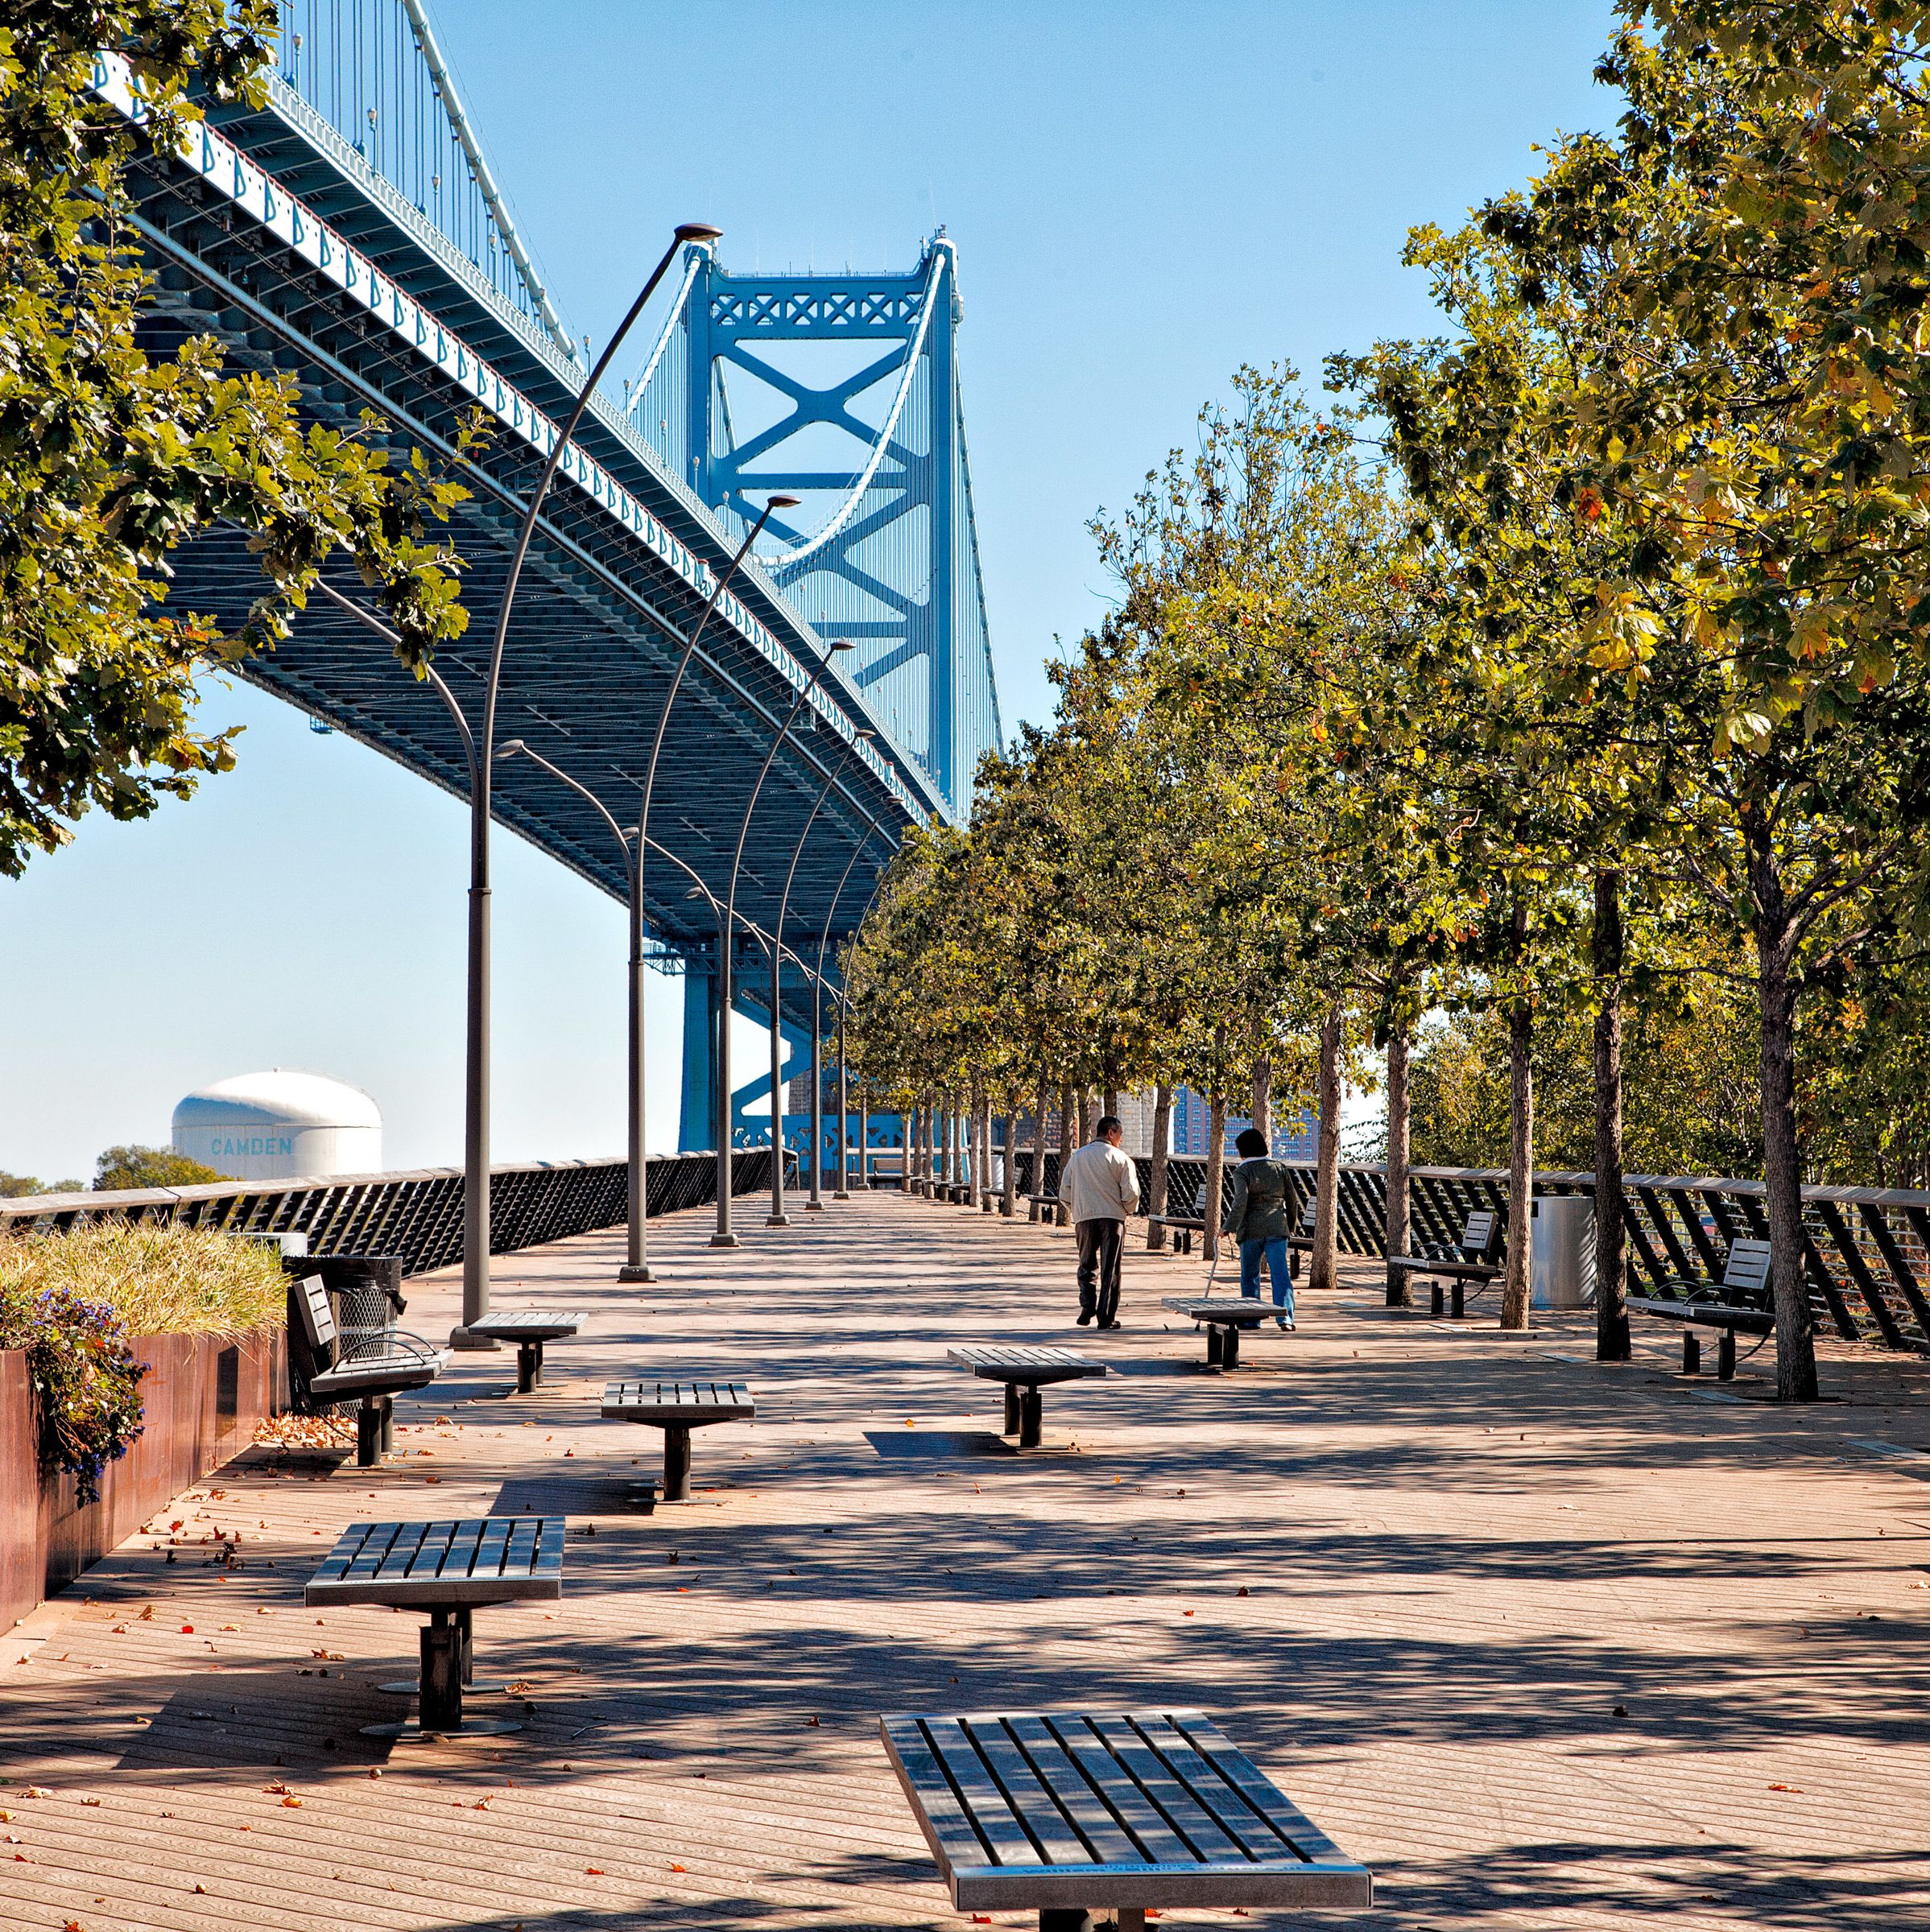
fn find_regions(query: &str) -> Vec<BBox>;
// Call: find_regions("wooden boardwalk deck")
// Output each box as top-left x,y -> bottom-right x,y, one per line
3,1192 -> 1929,1930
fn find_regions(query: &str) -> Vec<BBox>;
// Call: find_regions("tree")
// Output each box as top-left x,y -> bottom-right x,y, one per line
1,2 -> 479,879
93,1145 -> 226,1191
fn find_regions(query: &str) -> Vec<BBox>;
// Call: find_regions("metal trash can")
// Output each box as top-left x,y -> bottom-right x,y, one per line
1531,1195 -> 1596,1309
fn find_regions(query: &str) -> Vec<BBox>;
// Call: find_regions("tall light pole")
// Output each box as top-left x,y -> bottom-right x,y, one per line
811,824 -> 886,1205
764,729 -> 875,1226
622,490 -> 796,1281
455,218 -> 722,1348
711,641 -> 856,1246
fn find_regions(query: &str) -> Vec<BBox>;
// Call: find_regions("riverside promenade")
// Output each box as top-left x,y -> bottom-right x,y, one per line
2,1193 -> 1928,1931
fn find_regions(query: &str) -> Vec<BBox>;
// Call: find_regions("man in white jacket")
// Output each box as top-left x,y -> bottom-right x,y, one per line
1060,1114 -> 1141,1329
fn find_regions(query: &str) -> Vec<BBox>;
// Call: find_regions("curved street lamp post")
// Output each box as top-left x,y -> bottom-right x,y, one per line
763,730 -> 874,1226
711,641 -> 855,1246
455,219 -> 723,1348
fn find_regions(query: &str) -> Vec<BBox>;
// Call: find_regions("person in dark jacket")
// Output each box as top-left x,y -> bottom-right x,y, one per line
1221,1126 -> 1296,1328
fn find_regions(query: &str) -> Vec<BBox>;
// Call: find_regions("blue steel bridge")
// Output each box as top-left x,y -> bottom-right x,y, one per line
105,1 -> 1001,1150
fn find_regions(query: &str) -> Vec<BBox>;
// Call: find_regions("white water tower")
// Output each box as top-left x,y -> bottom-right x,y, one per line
172,1069 -> 382,1182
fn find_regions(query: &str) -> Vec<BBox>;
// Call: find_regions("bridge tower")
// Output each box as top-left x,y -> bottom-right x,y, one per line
627,237 -> 1001,820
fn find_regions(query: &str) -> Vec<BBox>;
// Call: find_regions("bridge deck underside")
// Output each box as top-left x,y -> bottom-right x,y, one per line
123,122 -> 909,1026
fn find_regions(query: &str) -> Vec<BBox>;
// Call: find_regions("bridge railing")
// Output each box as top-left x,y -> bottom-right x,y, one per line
1001,1151 -> 1930,1355
0,1150 -> 792,1282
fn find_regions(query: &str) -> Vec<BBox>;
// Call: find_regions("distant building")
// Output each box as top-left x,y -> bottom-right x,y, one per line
172,1069 -> 382,1182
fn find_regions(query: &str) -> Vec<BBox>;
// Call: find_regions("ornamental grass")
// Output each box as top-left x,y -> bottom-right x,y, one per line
0,1222 -> 287,1340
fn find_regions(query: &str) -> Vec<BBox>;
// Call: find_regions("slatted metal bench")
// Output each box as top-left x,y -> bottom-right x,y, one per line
1386,1208 -> 1502,1316
1161,1296 -> 1284,1368
291,1273 -> 450,1467
306,1517 -> 563,1740
1287,1198 -> 1318,1278
601,1378 -> 754,1500
881,1707 -> 1372,1931
1027,1191 -> 1063,1226
1147,1212 -> 1205,1255
1630,1235 -> 1777,1379
465,1307 -> 589,1393
947,1345 -> 1105,1449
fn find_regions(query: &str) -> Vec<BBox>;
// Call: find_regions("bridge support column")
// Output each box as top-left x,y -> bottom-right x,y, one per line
679,959 -> 718,1154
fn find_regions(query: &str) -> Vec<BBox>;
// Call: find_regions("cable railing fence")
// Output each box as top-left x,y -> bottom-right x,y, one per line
996,1150 -> 1930,1355
0,1150 -> 791,1281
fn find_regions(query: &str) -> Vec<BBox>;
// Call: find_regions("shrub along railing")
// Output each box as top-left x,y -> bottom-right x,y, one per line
0,1150 -> 791,1281
1005,1150 -> 1930,1355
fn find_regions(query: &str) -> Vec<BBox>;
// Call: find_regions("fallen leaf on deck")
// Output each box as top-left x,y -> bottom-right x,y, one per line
1768,1783 -> 1803,1793
585,1867 -> 604,1876
79,1797 -> 101,1807
180,1625 -> 194,1634
21,1788 -> 51,1799
670,1863 -> 686,1872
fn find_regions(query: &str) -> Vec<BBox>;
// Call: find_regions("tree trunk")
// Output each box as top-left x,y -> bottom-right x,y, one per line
1147,1082 -> 1172,1251
1056,1081 -> 1074,1226
1205,1090 -> 1227,1265
1250,1053 -> 1271,1146
1593,869 -> 1630,1362
1311,1008 -> 1343,1294
1076,1087 -> 1093,1144
1002,1107 -> 1018,1216
965,1088 -> 981,1207
1385,1026 -> 1411,1306
1035,1069 -> 1052,1201
977,1089 -> 993,1207
1750,846 -> 1820,1400
1500,989 -> 1535,1331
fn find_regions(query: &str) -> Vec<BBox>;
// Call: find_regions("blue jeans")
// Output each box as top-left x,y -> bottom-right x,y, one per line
1240,1236 -> 1294,1321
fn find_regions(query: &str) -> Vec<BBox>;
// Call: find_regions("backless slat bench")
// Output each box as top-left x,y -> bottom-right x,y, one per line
1386,1208 -> 1502,1317
466,1308 -> 590,1392
1629,1235 -> 1777,1379
291,1274 -> 450,1468
601,1378 -> 754,1501
306,1517 -> 563,1740
1161,1296 -> 1284,1369
947,1345 -> 1105,1449
881,1707 -> 1371,1932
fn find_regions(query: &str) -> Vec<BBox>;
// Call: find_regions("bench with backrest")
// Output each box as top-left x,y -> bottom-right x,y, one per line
1027,1191 -> 1062,1225
1386,1209 -> 1502,1317
1161,1296 -> 1287,1369
1286,1198 -> 1319,1278
291,1273 -> 449,1467
948,1345 -> 1106,1449
1629,1235 -> 1776,1379
881,1706 -> 1372,1932
600,1377 -> 755,1500
465,1308 -> 589,1393
306,1517 -> 563,1740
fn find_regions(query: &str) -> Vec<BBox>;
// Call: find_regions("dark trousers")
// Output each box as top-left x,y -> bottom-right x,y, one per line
1077,1217 -> 1124,1323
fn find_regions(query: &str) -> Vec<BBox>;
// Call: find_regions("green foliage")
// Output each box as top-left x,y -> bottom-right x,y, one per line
93,1144 -> 227,1191
0,1221 -> 287,1340
0,1170 -> 83,1198
0,1273 -> 145,1507
0,2 -> 481,878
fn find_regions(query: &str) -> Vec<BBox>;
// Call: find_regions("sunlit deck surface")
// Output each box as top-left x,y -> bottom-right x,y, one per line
5,1193 -> 1930,1930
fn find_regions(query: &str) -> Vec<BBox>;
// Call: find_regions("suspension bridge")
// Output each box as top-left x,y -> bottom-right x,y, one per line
101,0 -> 1002,1150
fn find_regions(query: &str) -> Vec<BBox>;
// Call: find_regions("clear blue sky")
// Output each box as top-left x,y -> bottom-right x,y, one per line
2,0 -> 1616,1187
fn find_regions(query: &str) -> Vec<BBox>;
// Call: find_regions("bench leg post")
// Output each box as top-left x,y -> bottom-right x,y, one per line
357,1400 -> 382,1468
1452,1279 -> 1465,1319
457,1606 -> 474,1686
1431,1280 -> 1444,1317
1004,1383 -> 1021,1435
1222,1322 -> 1242,1369
1038,1912 -> 1095,1932
1683,1331 -> 1701,1375
1205,1325 -> 1223,1368
1718,1327 -> 1737,1380
517,1342 -> 539,1393
419,1610 -> 462,1732
1019,1385 -> 1044,1450
1115,1913 -> 1148,1931
663,1425 -> 692,1501
379,1396 -> 395,1455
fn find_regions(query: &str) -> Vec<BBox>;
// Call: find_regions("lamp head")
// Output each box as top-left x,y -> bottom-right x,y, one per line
829,639 -> 855,652
622,824 -> 639,840
675,222 -> 724,245
766,493 -> 801,513
496,739 -> 526,758
853,728 -> 875,741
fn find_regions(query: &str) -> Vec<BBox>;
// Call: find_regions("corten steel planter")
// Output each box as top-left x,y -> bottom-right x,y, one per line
0,1327 -> 287,1634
